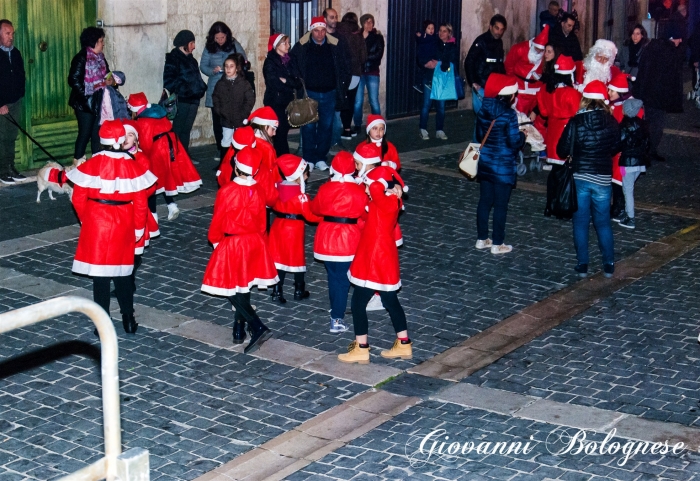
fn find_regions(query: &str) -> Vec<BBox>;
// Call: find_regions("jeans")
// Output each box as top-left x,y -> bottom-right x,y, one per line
572,179 -> 614,265
622,170 -> 641,218
172,101 -> 199,153
325,261 -> 352,319
74,108 -> 101,159
353,75 -> 381,128
0,100 -> 21,174
351,286 -> 407,337
331,111 -> 342,147
476,180 -> 513,245
301,90 -> 336,164
420,80 -> 445,131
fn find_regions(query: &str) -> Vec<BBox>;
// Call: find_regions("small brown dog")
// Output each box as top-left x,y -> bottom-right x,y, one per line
36,157 -> 85,203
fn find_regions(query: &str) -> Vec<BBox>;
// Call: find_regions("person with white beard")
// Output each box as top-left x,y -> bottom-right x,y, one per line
504,25 -> 550,114
580,39 -> 622,88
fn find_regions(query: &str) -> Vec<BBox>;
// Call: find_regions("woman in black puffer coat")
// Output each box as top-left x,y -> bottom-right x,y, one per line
557,80 -> 621,279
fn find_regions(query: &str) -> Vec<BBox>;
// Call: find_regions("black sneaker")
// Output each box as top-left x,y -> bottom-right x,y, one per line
574,263 -> 588,278
340,129 -> 353,140
603,263 -> 615,278
618,216 -> 635,230
611,213 -> 624,223
0,174 -> 15,185
351,126 -> 361,137
10,168 -> 26,182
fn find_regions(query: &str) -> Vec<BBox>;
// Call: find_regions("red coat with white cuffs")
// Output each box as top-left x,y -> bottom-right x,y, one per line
67,151 -> 156,277
310,177 -> 368,262
348,182 -> 402,291
267,182 -> 322,272
253,137 -> 280,206
536,85 -> 581,165
132,150 -> 159,253
201,178 -> 278,296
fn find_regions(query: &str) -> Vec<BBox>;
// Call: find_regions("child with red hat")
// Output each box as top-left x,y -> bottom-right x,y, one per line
365,114 -> 401,171
310,152 -> 369,333
339,166 -> 412,364
247,106 -> 281,208
67,120 -> 157,335
216,126 -> 257,188
201,146 -> 277,353
127,92 -> 202,221
267,154 -> 323,303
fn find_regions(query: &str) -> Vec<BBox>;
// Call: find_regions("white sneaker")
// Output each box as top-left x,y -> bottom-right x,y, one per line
436,130 -> 448,140
315,160 -> 329,171
307,162 -> 315,172
420,129 -> 429,140
366,293 -> 384,311
491,244 -> 513,255
475,239 -> 493,250
167,203 -> 180,221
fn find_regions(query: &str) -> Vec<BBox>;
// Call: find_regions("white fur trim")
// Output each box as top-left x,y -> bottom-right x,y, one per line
310,20 -> 327,30
128,102 -> 150,112
177,180 -> 202,193
347,273 -> 401,292
274,263 -> 307,272
250,117 -> 279,128
201,276 -> 280,296
608,84 -> 629,93
583,92 -> 606,100
284,159 -> 307,182
232,138 -> 256,150
547,158 -> 565,165
353,151 -> 381,165
235,158 -> 255,175
499,84 -> 519,96
314,253 -> 355,262
396,237 -> 404,246
150,229 -> 161,238
72,260 -> 134,277
67,169 -> 157,194
135,228 -> 145,237
366,118 -> 386,134
135,246 -> 145,255
233,176 -> 257,186
123,124 -> 139,138
272,35 -> 285,50
330,173 -> 356,183
100,134 -> 126,146
381,161 -> 397,169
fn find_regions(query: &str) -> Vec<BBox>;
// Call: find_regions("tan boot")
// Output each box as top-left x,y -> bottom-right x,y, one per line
380,339 -> 413,360
338,341 -> 370,364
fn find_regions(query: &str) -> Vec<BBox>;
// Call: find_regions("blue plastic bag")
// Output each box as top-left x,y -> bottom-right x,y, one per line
430,61 -> 457,101
454,70 -> 465,100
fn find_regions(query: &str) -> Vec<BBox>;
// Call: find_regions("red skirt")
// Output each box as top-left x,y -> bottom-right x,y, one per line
268,218 -> 306,272
150,133 -> 202,195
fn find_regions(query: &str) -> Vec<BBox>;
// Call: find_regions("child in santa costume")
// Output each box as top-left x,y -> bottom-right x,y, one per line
268,154 -> 322,303
504,25 -> 549,115
247,106 -> 280,207
365,114 -> 401,171
123,122 -> 160,244
339,166 -> 411,364
310,152 -> 368,333
201,146 -> 277,353
216,126 -> 257,188
67,120 -> 157,334
127,92 -> 202,221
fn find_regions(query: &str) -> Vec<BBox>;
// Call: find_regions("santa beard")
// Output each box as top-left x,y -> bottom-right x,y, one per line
528,46 -> 543,65
583,58 -> 612,86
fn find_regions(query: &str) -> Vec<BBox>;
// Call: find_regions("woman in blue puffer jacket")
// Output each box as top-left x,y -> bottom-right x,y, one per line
474,73 -> 525,255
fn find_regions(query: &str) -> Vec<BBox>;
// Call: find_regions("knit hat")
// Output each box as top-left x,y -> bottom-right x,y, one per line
234,146 -> 262,176
484,73 -> 519,98
99,120 -> 127,149
108,71 -> 126,86
554,55 -> 576,74
365,114 -> 386,135
277,154 -> 308,193
244,106 -> 279,128
127,92 -> 150,113
232,126 -> 257,150
582,80 -> 610,104
364,166 -> 408,193
268,33 -> 286,52
622,98 -> 644,118
310,16 -> 327,30
329,151 -> 356,182
173,30 -> 195,48
532,24 -> 549,49
353,142 -> 382,177
608,73 -> 630,93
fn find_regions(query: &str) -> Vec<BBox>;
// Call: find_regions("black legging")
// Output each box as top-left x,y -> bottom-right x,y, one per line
148,193 -> 157,213
270,105 -> 291,156
277,270 -> 304,287
340,86 -> 359,132
74,109 -> 101,159
93,276 -> 134,316
351,286 -> 407,337
228,292 -> 261,325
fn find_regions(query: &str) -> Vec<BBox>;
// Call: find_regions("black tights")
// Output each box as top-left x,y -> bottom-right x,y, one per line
163,194 -> 175,205
228,292 -> 261,325
351,286 -> 407,337
277,270 -> 304,288
93,276 -> 134,316
148,193 -> 157,214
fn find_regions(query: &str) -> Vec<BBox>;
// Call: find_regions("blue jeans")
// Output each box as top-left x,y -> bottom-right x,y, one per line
572,179 -> 615,265
353,75 -> 381,127
331,111 -> 342,147
324,261 -> 352,319
476,180 -> 513,245
420,80 -> 446,131
302,90 -> 336,164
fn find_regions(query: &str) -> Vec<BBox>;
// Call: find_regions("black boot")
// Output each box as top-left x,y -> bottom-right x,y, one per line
232,311 -> 247,345
244,315 -> 272,354
122,313 -> 138,334
294,281 -> 310,301
271,283 -> 287,304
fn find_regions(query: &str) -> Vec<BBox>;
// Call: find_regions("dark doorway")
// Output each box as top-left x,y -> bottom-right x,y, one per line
271,0 -> 332,45
385,0 -> 462,118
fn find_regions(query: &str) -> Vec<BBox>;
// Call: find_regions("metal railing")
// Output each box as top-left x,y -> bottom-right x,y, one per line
0,296 -> 149,481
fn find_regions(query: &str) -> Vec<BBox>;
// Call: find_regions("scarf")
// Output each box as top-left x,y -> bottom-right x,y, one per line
85,47 -> 107,96
281,54 -> 291,66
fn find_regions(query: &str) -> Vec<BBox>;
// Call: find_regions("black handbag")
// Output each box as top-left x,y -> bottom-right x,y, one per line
550,126 -> 578,217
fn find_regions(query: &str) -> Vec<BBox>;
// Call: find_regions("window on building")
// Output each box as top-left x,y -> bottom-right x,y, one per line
271,0 -> 332,45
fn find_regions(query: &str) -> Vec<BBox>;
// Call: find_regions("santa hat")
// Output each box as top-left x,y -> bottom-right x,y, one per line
582,80 -> 610,104
122,121 -> 139,140
329,151 -> 356,183
232,126 -> 257,150
99,120 -> 127,149
365,166 -> 408,193
554,55 -> 576,74
268,33 -> 285,52
277,154 -> 308,193
234,146 -> 262,176
127,92 -> 150,113
310,16 -> 327,30
484,73 -> 519,98
608,73 -> 629,93
244,106 -> 279,128
366,115 -> 386,135
532,24 -> 549,49
353,142 -> 382,177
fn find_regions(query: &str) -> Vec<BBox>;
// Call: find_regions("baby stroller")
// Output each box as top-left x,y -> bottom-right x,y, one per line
516,112 -> 546,176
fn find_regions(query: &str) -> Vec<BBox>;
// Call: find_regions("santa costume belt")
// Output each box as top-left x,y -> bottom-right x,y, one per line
516,75 -> 539,84
273,211 -> 304,220
88,198 -> 131,206
323,216 -> 358,224
223,233 -> 239,237
153,131 -> 176,162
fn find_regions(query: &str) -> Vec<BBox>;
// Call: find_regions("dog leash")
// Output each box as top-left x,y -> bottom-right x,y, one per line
2,113 -> 60,162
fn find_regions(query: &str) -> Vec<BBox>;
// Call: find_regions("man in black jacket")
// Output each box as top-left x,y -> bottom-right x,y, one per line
550,13 -> 583,64
291,16 -> 350,171
0,19 -> 26,184
464,14 -> 507,117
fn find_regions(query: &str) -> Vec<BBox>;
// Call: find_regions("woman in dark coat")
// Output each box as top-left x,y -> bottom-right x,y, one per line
617,24 -> 649,79
474,74 -> 525,255
263,33 -> 302,155
68,27 -> 110,161
353,14 -> 384,132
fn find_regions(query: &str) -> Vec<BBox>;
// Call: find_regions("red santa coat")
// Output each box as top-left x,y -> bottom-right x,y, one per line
67,151 -> 156,277
253,137 -> 280,207
201,177 -> 279,296
537,85 -> 582,164
505,41 -> 543,114
363,165 -> 404,246
348,182 -> 402,291
217,147 -> 236,188
131,150 -> 159,253
310,177 -> 368,262
267,182 -> 323,272
134,115 -> 202,196
380,141 -> 401,171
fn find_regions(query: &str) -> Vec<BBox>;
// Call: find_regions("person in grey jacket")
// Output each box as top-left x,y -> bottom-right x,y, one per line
200,22 -> 247,158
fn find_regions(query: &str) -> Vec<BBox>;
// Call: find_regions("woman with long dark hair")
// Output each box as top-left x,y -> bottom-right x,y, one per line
617,24 -> 649,79
200,22 -> 247,159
